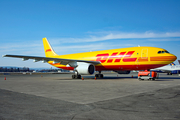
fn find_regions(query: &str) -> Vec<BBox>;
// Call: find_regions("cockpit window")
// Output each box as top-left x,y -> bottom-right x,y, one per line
158,51 -> 162,54
158,50 -> 170,54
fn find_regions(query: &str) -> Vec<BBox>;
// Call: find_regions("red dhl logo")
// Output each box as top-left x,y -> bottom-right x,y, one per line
96,51 -> 137,63
46,49 -> 52,52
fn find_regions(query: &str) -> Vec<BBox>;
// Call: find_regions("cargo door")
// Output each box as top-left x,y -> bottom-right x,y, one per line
141,48 -> 148,58
136,48 -> 149,69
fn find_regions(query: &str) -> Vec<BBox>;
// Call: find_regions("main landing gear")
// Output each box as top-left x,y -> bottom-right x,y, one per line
72,74 -> 81,79
72,71 -> 81,79
95,71 -> 104,78
72,71 -> 104,79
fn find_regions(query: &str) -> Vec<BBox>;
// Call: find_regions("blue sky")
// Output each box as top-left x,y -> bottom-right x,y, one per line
0,0 -> 180,68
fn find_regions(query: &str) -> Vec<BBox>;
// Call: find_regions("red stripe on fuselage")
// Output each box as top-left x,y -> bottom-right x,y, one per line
122,51 -> 137,62
95,64 -> 167,71
114,52 -> 126,62
123,58 -> 137,62
107,52 -> 118,63
150,56 -> 176,61
57,66 -> 74,70
56,64 -> 167,71
96,53 -> 109,63
138,57 -> 148,62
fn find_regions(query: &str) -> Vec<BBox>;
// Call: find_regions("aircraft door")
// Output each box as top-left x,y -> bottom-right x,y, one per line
141,48 -> 148,58
136,48 -> 148,70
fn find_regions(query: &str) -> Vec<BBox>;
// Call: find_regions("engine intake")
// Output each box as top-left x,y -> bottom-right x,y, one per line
76,62 -> 95,75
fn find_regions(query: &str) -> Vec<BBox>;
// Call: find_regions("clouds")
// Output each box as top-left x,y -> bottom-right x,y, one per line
1,31 -> 180,55
0,40 -> 44,55
53,31 -> 180,43
53,42 -> 136,55
1,31 -> 180,68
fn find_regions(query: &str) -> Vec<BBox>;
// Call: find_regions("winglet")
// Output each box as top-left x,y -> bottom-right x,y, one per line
42,38 -> 58,57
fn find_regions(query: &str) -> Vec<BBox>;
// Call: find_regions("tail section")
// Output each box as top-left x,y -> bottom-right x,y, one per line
170,62 -> 175,66
42,37 -> 58,57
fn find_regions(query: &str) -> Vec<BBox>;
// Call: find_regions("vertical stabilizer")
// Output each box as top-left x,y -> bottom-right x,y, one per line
170,62 -> 175,66
42,37 -> 58,57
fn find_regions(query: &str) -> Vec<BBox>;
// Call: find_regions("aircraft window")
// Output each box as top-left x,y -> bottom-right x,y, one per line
158,51 -> 161,54
158,50 -> 170,54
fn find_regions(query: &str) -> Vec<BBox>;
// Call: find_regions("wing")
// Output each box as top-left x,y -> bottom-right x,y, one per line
3,54 -> 101,66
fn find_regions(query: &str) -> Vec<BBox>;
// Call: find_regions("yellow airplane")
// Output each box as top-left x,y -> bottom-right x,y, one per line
3,37 -> 177,79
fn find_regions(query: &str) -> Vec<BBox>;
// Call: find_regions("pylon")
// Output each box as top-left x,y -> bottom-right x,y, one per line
4,77 -> 6,80
82,77 -> 84,80
95,77 -> 96,80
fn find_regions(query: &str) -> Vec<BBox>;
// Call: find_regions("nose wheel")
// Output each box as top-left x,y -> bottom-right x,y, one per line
95,71 -> 104,78
95,74 -> 103,78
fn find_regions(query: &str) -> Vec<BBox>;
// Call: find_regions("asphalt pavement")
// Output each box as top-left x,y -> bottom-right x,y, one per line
0,72 -> 180,120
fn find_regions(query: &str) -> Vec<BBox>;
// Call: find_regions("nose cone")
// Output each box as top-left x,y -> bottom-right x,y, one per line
173,55 -> 177,61
169,53 -> 177,62
171,55 -> 177,61
150,54 -> 177,63
165,54 -> 177,62
164,54 -> 177,64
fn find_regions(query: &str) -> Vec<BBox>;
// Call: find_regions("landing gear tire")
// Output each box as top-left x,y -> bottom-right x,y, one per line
72,75 -> 76,79
72,74 -> 81,79
77,75 -> 81,79
95,74 -> 104,78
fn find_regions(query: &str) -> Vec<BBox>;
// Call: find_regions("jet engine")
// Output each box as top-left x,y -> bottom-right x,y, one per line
114,70 -> 131,74
76,62 -> 95,75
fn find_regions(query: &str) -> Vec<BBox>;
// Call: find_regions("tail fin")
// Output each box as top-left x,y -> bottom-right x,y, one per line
170,62 -> 175,66
42,37 -> 58,57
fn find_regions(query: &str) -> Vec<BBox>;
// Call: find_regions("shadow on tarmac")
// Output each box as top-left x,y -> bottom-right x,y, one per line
158,77 -> 180,80
53,76 -> 139,80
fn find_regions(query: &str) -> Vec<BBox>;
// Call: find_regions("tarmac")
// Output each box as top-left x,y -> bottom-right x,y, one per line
0,72 -> 180,120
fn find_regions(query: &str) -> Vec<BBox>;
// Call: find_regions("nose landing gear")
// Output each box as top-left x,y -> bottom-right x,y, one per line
95,71 -> 104,78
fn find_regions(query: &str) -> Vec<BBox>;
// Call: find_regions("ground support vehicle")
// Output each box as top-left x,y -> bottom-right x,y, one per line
138,70 -> 158,80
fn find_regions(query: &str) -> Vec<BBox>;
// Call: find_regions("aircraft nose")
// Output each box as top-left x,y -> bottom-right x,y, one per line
151,54 -> 177,62
167,54 -> 177,62
171,55 -> 177,61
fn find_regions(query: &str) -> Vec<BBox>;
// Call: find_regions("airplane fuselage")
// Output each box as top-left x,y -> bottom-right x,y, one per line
48,46 -> 176,71
3,38 -> 177,79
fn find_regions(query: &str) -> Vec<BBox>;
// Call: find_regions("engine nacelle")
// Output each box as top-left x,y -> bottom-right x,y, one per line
76,62 -> 95,75
114,70 -> 131,74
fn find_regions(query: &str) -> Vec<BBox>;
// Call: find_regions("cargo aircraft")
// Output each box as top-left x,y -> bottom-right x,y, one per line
3,38 -> 177,79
